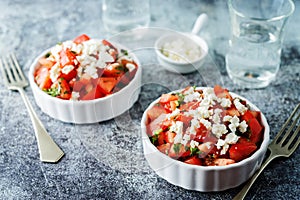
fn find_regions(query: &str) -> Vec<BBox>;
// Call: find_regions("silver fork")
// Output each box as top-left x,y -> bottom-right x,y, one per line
0,53 -> 64,163
233,103 -> 300,200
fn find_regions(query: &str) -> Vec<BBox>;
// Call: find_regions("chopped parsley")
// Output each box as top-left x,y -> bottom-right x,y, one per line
44,87 -> 60,97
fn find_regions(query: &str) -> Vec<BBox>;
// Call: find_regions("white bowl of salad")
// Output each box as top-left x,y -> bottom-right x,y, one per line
155,33 -> 208,74
141,85 -> 270,191
29,34 -> 141,124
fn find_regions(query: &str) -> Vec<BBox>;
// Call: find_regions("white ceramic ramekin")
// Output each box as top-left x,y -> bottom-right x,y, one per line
155,33 -> 208,74
141,87 -> 270,191
28,43 -> 141,124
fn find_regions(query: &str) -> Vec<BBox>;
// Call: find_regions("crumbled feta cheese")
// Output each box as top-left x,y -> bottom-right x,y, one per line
62,65 -> 74,74
85,64 -> 98,79
216,139 -> 225,149
181,134 -> 191,146
49,62 -> 61,82
228,115 -> 240,133
173,133 -> 183,144
167,108 -> 180,120
239,120 -> 248,133
126,63 -> 136,72
161,38 -> 202,62
220,98 -> 232,108
225,132 -> 240,144
212,124 -> 228,138
51,44 -> 63,62
223,115 -> 232,122
70,91 -> 80,101
190,140 -> 199,148
184,91 -> 201,103
200,118 -> 212,130
234,98 -> 248,115
169,121 -> 183,135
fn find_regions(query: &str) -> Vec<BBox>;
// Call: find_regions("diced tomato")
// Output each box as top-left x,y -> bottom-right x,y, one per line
51,78 -> 71,100
159,93 -> 179,104
102,39 -> 117,50
229,140 -> 257,162
242,110 -> 255,122
176,113 -> 193,128
179,101 -> 200,111
80,85 -> 104,100
157,143 -> 171,155
165,131 -> 176,143
102,63 -> 126,77
184,156 -> 202,166
249,117 -> 263,144
214,85 -> 232,99
194,124 -> 210,143
35,67 -> 52,90
73,77 -> 91,92
226,107 -> 240,117
169,144 -> 190,159
146,114 -> 167,136
146,104 -> 166,123
97,77 -> 118,95
156,132 -> 165,146
59,68 -> 77,81
38,57 -> 55,68
60,48 -> 77,67
73,34 -> 90,44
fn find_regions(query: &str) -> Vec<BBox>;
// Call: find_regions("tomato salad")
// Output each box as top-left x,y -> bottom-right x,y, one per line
146,85 -> 264,166
34,34 -> 138,100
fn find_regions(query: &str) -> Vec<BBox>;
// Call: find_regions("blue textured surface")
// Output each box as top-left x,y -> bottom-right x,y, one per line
0,0 -> 299,199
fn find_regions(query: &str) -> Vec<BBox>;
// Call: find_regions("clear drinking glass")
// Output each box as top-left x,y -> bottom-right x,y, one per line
102,0 -> 150,34
226,0 -> 295,88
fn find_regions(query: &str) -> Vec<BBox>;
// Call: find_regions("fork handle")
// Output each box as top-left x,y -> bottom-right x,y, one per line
17,88 -> 64,163
233,153 -> 276,200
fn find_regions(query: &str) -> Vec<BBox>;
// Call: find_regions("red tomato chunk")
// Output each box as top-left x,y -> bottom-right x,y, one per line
146,85 -> 264,166
34,34 -> 138,100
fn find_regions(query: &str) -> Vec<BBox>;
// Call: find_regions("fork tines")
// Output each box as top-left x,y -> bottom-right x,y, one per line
0,53 -> 27,86
274,103 -> 300,152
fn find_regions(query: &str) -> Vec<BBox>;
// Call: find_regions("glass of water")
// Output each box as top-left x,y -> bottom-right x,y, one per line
102,0 -> 150,34
226,0 -> 295,88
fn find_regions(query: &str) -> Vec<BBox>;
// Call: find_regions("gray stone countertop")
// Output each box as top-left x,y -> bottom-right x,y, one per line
0,0 -> 299,199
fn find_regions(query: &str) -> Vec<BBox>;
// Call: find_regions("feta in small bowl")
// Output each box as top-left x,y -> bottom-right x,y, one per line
155,33 -> 208,74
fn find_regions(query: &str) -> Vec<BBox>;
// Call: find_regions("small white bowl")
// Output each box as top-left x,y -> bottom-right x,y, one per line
29,42 -> 141,124
155,33 -> 208,74
141,87 -> 270,192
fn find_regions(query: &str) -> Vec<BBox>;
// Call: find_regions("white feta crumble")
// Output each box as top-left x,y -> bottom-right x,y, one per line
212,124 -> 228,138
239,120 -> 248,133
173,133 -> 183,144
70,91 -> 80,101
233,98 -> 248,115
126,63 -> 136,72
169,121 -> 183,135
85,64 -> 98,79
191,118 -> 200,129
190,140 -> 199,148
225,132 -> 240,144
212,108 -> 223,124
49,62 -> 61,82
220,98 -> 232,108
61,65 -> 74,74
181,134 -> 191,146
98,50 -> 115,67
167,108 -> 180,120
200,118 -> 212,130
228,115 -> 240,133
51,44 -> 63,62
223,115 -> 232,122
